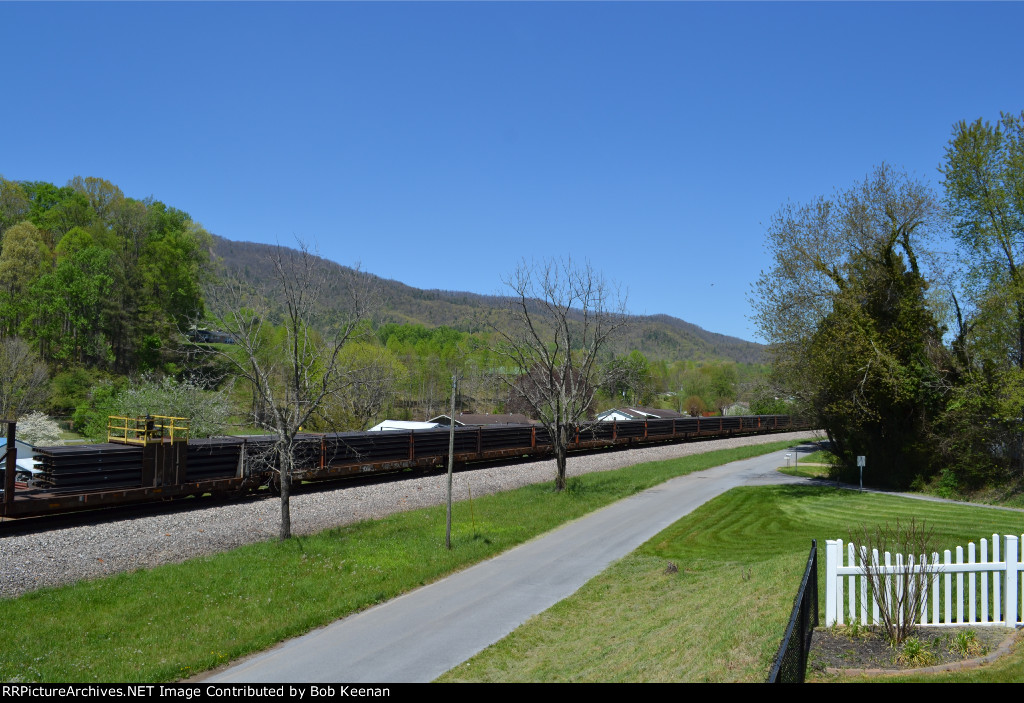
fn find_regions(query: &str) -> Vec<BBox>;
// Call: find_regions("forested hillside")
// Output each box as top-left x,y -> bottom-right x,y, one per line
211,236 -> 766,364
0,176 -> 211,375
0,175 -> 771,435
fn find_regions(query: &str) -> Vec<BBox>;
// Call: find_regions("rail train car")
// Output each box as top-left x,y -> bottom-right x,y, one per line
0,414 -> 805,521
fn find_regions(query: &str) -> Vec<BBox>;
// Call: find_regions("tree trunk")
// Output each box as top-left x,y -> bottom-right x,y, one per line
279,450 -> 292,540
555,428 -> 568,491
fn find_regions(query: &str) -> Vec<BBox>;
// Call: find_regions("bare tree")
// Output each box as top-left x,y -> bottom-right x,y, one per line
0,337 -> 50,419
202,242 -> 376,539
492,259 -> 627,491
850,518 -> 938,645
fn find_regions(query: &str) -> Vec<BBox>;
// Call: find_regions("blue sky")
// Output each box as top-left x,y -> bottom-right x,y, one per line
3,1 -> 1022,342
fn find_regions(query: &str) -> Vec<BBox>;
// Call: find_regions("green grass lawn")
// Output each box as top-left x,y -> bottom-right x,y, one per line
775,448 -> 835,479
798,449 -> 835,465
438,485 -> 1024,683
0,439 -> 800,683
778,464 -> 831,479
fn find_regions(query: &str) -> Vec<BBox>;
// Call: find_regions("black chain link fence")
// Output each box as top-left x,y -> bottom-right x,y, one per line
767,539 -> 818,683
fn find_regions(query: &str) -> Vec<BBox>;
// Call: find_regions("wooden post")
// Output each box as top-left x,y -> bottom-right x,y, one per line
4,421 -> 15,506
446,375 -> 456,550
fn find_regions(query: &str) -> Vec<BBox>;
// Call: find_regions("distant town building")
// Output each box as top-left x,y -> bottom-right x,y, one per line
367,420 -> 441,432
427,413 -> 533,427
595,407 -> 685,422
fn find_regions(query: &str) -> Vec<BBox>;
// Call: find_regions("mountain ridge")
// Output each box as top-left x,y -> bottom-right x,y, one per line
210,236 -> 765,364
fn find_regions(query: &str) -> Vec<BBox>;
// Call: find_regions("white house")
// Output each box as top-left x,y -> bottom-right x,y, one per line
595,407 -> 685,422
367,420 -> 441,432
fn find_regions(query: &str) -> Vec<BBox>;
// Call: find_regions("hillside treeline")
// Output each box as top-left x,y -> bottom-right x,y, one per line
0,176 -> 211,375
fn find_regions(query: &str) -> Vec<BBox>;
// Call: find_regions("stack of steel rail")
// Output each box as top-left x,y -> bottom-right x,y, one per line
35,443 -> 144,492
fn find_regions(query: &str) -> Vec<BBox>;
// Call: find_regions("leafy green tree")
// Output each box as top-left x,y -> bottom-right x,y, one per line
30,245 -> 115,367
709,363 -> 737,413
26,184 -> 95,239
942,111 -> 1024,476
0,177 -> 30,236
602,350 -> 653,406
0,221 -> 49,336
0,176 -> 212,375
72,375 -> 229,442
751,165 -> 950,487
68,176 -> 124,224
747,382 -> 792,416
808,245 -> 948,486
308,342 -> 408,431
50,367 -> 106,416
72,377 -> 127,440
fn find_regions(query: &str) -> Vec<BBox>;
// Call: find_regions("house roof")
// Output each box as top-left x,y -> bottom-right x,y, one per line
428,413 -> 533,427
629,406 -> 685,419
368,420 -> 441,432
596,407 -> 685,421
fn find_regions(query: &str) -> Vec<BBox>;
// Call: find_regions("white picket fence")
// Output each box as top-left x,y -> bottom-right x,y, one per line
825,534 -> 1023,627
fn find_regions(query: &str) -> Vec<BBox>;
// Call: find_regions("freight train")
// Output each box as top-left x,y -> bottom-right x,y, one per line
0,414 -> 804,521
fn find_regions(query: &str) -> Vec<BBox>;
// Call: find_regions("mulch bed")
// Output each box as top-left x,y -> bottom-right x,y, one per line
807,624 -> 1017,676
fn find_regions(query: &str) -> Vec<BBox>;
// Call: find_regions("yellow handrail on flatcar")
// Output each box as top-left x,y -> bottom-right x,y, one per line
107,415 -> 190,445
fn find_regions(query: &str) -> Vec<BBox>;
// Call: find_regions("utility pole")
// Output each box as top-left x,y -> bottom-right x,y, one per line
446,374 -> 456,550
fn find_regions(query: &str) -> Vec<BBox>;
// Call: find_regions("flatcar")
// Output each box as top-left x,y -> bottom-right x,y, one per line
1,414 -> 805,521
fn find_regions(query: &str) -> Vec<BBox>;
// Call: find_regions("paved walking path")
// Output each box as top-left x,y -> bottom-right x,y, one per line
207,445 -> 813,683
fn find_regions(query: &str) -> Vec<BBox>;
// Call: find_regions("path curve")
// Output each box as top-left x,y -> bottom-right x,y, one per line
206,443 -> 814,683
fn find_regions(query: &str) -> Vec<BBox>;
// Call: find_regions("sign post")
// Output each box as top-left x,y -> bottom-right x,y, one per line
857,455 -> 866,491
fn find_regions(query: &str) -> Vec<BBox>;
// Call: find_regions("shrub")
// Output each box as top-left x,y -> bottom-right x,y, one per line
850,518 -> 937,645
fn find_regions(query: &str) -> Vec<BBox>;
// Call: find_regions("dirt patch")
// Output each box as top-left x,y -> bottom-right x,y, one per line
808,625 -> 1017,677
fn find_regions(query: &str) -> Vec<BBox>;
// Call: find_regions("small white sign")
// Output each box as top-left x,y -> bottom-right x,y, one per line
857,455 -> 866,467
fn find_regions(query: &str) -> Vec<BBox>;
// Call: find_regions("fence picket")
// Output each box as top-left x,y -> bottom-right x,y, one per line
994,536 -> 1001,624
981,539 -> 989,624
916,553 -> 927,626
944,549 -> 952,624
825,535 -> 1024,628
836,539 -> 844,625
848,542 -> 856,622
969,542 -> 976,624
1007,536 -> 1019,627
956,545 -> 964,624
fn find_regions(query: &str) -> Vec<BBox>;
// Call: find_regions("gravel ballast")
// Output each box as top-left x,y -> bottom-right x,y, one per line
0,431 -> 817,599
